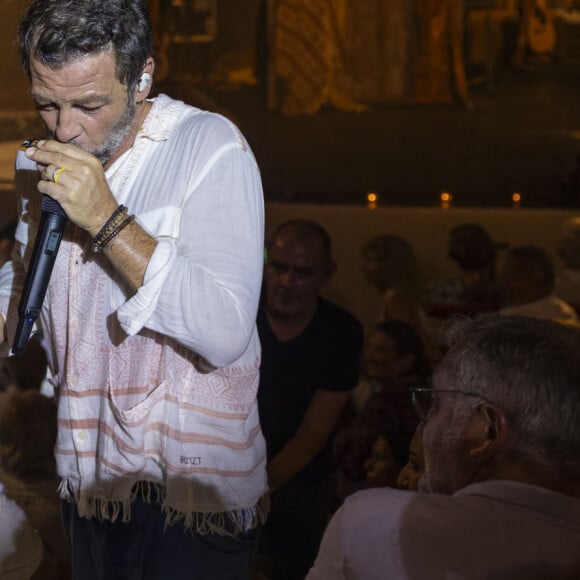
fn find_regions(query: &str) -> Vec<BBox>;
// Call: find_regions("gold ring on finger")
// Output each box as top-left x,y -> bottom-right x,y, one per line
52,167 -> 66,184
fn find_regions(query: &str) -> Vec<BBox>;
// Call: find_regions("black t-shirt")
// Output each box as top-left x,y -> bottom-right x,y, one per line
257,297 -> 363,480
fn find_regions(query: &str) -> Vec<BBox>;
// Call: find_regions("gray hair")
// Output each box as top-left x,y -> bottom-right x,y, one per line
437,315 -> 580,480
18,0 -> 152,93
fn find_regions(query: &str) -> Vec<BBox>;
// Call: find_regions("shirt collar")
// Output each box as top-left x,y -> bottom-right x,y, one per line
138,93 -> 190,142
456,480 -> 580,525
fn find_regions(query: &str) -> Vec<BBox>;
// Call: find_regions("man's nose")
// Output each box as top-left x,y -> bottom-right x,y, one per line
54,108 -> 81,143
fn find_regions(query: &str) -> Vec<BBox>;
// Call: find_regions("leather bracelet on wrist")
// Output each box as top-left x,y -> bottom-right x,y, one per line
92,205 -> 133,253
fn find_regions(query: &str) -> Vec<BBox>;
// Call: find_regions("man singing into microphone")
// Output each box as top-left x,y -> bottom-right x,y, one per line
0,1 -> 267,578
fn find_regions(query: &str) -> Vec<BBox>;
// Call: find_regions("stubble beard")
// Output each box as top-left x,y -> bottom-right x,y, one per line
91,96 -> 136,164
420,410 -> 472,494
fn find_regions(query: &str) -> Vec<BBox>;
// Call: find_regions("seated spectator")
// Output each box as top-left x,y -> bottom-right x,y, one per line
429,223 -> 503,319
352,319 -> 432,412
0,388 -> 70,579
555,217 -> 580,314
364,429 -> 408,489
362,234 -> 441,363
334,400 -> 413,502
499,244 -> 578,323
334,320 -> 430,501
396,431 -> 424,491
307,316 -> 580,579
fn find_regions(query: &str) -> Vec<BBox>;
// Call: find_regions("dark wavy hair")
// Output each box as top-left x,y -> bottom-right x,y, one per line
18,0 -> 152,93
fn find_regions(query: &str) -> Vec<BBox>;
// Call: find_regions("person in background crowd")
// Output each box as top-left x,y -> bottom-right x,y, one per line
429,223 -> 502,320
352,319 -> 431,412
396,431 -> 424,491
257,219 -> 363,580
499,244 -> 578,324
361,234 -> 441,363
307,315 -> 580,579
333,398 -> 413,502
334,319 -> 428,502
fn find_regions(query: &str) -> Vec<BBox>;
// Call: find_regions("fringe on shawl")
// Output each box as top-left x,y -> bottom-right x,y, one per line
58,479 -> 270,536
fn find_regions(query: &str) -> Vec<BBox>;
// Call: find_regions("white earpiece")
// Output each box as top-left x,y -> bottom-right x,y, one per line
138,73 -> 151,92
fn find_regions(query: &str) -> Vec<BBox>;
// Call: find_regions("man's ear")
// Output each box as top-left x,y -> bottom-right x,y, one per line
134,57 -> 155,102
468,404 -> 508,457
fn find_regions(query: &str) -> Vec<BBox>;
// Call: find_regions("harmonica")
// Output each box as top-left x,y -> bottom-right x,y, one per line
19,138 -> 40,151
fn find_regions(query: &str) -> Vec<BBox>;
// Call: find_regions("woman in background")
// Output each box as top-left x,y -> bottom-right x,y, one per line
362,234 -> 441,363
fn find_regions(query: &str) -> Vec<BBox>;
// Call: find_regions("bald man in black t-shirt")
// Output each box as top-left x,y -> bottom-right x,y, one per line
257,219 -> 363,580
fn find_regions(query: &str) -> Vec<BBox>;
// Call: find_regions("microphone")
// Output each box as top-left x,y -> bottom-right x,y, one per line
12,143 -> 68,354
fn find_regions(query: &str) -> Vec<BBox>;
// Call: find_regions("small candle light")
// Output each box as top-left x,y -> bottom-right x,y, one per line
440,192 -> 453,209
366,191 -> 378,210
512,192 -> 521,208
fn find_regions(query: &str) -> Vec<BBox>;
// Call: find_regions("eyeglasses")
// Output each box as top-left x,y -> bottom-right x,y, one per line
410,386 -> 493,421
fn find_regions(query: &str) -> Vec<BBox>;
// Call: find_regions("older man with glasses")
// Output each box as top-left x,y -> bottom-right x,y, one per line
307,315 -> 580,579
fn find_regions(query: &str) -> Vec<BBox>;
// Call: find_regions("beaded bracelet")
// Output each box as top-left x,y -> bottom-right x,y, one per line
92,214 -> 135,254
93,204 -> 127,243
92,204 -> 127,249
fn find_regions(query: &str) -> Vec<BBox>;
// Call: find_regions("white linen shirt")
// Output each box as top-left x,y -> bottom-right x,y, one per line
307,481 -> 580,579
0,94 -> 268,533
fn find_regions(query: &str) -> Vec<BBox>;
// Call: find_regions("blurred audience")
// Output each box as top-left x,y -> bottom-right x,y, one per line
257,219 -> 363,580
334,319 -> 429,502
307,316 -> 580,579
352,319 -> 431,417
334,395 -> 414,502
396,431 -> 424,491
499,244 -> 578,324
0,388 -> 70,579
364,427 -> 410,489
429,223 -> 502,319
555,217 -> 580,314
362,234 -> 441,363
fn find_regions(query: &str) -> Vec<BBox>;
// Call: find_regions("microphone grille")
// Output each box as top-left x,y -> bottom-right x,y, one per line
41,195 -> 67,217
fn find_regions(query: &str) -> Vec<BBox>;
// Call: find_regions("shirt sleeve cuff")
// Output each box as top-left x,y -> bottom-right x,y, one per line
116,239 -> 175,336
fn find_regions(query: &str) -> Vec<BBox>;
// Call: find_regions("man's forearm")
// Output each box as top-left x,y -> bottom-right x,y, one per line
267,428 -> 328,491
97,217 -> 157,292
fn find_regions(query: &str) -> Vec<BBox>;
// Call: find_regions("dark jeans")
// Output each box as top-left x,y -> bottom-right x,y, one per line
257,475 -> 336,580
61,495 -> 259,580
